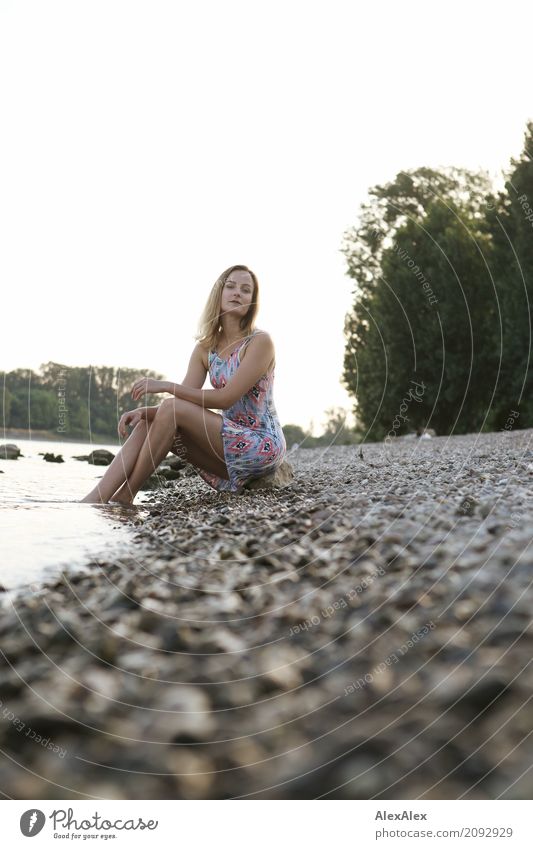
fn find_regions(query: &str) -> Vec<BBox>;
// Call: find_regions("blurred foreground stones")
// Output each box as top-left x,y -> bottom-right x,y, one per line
1,429 -> 533,799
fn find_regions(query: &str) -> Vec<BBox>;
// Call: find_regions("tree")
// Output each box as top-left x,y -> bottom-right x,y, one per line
3,362 -> 165,438
0,385 -> 12,427
341,166 -> 497,439
318,406 -> 359,445
484,121 -> 533,428
282,424 -> 307,448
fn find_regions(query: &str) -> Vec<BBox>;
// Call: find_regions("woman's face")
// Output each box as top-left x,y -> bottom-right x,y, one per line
221,270 -> 254,318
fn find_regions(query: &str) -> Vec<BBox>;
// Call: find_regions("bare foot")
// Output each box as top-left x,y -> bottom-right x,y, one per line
79,494 -> 133,505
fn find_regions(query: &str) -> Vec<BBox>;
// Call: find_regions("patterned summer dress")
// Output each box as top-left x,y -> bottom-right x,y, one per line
195,328 -> 287,493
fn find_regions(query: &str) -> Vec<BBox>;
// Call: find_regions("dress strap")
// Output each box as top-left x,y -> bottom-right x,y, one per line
238,328 -> 260,360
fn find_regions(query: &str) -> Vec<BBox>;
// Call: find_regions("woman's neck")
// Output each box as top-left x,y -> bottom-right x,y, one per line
218,318 -> 246,346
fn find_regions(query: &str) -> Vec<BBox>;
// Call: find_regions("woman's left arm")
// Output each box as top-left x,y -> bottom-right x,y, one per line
131,377 -> 227,409
164,334 -> 275,410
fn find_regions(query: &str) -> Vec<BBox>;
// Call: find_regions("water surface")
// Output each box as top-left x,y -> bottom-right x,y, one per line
0,437 -> 151,590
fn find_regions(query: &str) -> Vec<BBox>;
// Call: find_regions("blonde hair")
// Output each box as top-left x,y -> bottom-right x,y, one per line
195,264 -> 260,352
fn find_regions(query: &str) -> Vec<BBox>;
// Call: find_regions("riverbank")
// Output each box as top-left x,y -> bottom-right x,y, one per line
1,428 -> 532,799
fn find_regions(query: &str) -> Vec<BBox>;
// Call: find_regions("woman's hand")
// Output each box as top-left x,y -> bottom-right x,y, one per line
118,408 -> 145,438
131,378 -> 166,402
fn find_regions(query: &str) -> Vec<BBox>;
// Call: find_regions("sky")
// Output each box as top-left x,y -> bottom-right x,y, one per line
1,0 -> 532,434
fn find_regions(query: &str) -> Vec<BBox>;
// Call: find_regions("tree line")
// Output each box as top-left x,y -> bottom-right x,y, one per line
0,362 -> 163,441
0,361 -> 350,447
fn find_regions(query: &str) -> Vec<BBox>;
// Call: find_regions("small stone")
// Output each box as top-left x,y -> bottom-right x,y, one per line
456,496 -> 478,516
42,452 -> 64,463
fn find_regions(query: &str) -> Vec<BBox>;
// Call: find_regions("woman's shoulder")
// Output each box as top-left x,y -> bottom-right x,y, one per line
244,328 -> 275,351
250,327 -> 273,343
241,328 -> 276,373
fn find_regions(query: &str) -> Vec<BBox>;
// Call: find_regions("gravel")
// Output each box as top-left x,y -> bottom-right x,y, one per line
1,427 -> 532,799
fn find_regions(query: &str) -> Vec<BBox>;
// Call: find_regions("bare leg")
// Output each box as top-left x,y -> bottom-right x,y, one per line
110,479 -> 136,504
80,420 -> 151,504
115,404 -> 178,503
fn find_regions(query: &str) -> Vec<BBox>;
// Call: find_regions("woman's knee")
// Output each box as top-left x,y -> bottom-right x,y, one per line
157,397 -> 177,413
133,419 -> 150,434
156,398 -> 183,423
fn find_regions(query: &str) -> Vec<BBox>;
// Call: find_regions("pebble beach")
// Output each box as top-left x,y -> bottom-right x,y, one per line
1,428 -> 532,799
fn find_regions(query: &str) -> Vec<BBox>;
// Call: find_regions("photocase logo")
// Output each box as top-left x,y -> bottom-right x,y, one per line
20,809 -> 46,836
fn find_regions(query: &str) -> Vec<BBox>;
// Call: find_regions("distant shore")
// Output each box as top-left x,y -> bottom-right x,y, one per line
1,428 -> 119,446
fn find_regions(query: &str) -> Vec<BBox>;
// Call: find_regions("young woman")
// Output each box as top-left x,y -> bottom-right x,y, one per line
80,265 -> 287,504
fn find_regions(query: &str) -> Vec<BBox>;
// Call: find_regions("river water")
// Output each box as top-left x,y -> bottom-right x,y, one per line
0,437 -> 151,591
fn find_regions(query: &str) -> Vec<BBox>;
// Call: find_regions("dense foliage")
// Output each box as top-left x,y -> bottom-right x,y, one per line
1,362 -> 164,440
342,122 -> 533,440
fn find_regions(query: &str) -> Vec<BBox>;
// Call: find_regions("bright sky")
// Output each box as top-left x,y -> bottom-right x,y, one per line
1,0 -> 532,434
